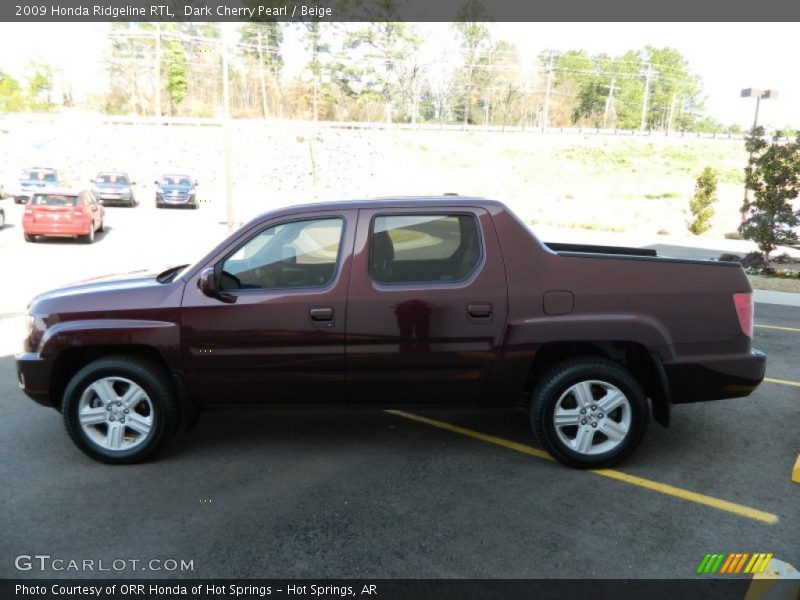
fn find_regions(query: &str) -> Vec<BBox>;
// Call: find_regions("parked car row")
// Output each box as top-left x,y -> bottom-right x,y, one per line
1,167 -> 201,243
11,167 -> 199,209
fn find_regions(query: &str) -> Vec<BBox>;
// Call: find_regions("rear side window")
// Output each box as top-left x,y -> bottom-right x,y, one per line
370,214 -> 482,284
31,194 -> 78,207
221,217 -> 344,290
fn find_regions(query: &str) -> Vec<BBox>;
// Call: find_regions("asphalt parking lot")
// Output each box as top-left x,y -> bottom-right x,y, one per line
0,194 -> 798,580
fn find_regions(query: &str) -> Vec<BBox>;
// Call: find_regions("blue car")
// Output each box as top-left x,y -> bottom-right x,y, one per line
14,167 -> 69,204
155,174 -> 199,209
91,171 -> 137,207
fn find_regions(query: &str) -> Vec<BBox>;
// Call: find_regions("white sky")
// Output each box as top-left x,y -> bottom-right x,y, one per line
0,21 -> 796,128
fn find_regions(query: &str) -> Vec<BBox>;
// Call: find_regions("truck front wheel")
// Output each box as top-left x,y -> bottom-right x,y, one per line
530,357 -> 649,469
62,356 -> 178,464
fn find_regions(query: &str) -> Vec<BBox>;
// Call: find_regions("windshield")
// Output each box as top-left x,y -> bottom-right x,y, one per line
25,170 -> 57,182
32,194 -> 78,207
160,176 -> 191,187
96,174 -> 129,185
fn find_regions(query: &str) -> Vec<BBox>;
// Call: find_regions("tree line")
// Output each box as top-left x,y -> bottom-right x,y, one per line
0,20 -> 744,134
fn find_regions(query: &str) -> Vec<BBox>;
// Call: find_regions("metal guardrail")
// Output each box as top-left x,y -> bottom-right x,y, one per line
0,112 -> 747,140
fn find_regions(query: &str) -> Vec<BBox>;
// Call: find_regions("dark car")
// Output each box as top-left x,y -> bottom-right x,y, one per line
91,172 -> 137,207
15,197 -> 765,466
14,167 -> 70,204
155,174 -> 198,209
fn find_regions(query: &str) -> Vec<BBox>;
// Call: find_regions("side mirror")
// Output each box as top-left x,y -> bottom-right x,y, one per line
154,180 -> 159,185
193,180 -> 199,186
89,179 -> 95,183
198,267 -> 236,303
198,267 -> 216,296
131,181 -> 137,186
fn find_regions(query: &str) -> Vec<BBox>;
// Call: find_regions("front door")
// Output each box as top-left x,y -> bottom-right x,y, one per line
345,207 -> 508,404
181,210 -> 356,406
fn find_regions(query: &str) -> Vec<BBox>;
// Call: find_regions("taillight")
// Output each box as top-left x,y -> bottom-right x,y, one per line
733,292 -> 753,338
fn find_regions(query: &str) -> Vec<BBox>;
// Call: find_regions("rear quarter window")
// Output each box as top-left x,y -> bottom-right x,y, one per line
370,213 -> 482,284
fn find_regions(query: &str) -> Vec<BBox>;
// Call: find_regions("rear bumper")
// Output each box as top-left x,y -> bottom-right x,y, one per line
15,352 -> 54,407
664,349 -> 766,404
23,220 -> 92,236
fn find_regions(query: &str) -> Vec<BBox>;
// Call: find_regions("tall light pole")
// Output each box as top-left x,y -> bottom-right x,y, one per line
221,24 -> 234,234
740,88 -> 778,209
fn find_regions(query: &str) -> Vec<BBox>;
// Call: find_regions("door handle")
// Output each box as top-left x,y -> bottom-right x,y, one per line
468,303 -> 492,318
309,307 -> 334,322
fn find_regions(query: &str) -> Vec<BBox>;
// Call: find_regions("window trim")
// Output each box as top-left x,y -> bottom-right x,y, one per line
367,211 -> 484,286
214,215 -> 347,293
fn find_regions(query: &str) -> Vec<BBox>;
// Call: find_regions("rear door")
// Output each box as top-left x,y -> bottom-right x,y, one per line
345,207 -> 508,404
180,209 -> 357,405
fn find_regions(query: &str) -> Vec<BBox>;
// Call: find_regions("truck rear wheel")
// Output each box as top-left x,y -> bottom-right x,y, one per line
530,357 -> 649,469
62,356 -> 178,464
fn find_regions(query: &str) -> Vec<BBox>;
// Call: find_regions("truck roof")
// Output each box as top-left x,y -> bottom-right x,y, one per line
257,196 -> 508,218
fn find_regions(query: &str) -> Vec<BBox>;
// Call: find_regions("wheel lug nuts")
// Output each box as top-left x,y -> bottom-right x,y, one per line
124,409 -> 129,414
580,409 -> 586,414
117,401 -> 122,406
591,405 -> 597,411
591,422 -> 597,428
109,416 -> 115,421
580,419 -> 586,425
120,418 -> 125,423
598,413 -> 604,418
107,406 -> 112,411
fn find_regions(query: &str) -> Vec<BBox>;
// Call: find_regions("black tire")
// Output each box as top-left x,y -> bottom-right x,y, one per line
81,226 -> 95,244
97,220 -> 104,233
24,233 -> 35,243
530,357 -> 649,469
62,356 -> 179,464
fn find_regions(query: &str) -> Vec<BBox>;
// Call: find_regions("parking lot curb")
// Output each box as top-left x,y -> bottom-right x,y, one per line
745,559 -> 800,600
792,455 -> 800,484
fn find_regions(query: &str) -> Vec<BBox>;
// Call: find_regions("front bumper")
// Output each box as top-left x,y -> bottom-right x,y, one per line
664,349 -> 767,404
15,352 -> 54,407
157,194 -> 195,205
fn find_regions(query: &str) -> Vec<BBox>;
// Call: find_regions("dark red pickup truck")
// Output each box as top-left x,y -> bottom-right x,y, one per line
16,197 -> 766,467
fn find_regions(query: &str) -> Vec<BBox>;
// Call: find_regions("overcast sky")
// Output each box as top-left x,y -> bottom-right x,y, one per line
0,22 -> 796,128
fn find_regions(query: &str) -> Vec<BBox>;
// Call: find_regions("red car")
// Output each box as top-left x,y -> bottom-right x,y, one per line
23,190 -> 105,244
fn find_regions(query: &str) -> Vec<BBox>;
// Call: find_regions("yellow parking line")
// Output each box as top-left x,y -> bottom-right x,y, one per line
792,455 -> 800,484
755,324 -> 800,333
764,377 -> 800,388
386,410 -> 779,525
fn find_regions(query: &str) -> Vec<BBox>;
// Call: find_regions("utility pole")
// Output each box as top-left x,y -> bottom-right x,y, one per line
256,28 -> 269,119
666,94 -> 677,136
740,88 -> 779,210
542,51 -> 554,133
640,62 -> 655,134
603,78 -> 616,128
154,22 -> 161,119
221,27 -> 233,234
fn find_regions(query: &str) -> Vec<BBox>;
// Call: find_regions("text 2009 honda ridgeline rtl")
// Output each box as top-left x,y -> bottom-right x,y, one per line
16,197 -> 765,466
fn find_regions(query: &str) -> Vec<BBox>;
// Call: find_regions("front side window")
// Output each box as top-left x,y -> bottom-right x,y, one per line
220,217 -> 344,290
370,214 -> 482,284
